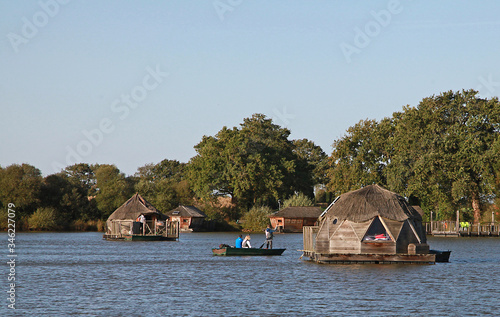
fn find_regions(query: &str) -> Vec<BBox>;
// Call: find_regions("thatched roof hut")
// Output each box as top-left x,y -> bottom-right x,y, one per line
303,184 -> 432,263
105,193 -> 167,237
322,184 -> 423,223
108,193 -> 165,221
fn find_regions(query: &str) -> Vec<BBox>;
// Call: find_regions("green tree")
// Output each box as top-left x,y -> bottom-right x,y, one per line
388,90 -> 500,222
282,192 -> 314,208
61,163 -> 96,194
315,188 -> 327,203
327,119 -> 388,196
134,160 -> 193,213
40,174 -> 99,223
240,205 -> 272,232
188,114 -> 305,209
326,90 -> 500,222
28,207 -> 61,231
293,138 -> 328,192
94,164 -> 134,218
0,164 -> 43,217
136,159 -> 185,183
152,178 -> 179,212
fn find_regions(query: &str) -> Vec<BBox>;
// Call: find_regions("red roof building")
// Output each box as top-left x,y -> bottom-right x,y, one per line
269,206 -> 323,233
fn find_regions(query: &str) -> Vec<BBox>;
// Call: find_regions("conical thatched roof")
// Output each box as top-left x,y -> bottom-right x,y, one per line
325,184 -> 421,223
107,193 -> 165,221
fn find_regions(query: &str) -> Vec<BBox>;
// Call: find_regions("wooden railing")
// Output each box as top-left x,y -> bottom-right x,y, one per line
303,226 -> 319,252
459,223 -> 500,236
423,221 -> 500,237
424,221 -> 459,236
165,221 -> 180,239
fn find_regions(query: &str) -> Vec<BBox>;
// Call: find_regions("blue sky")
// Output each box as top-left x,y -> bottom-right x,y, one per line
2,0 -> 500,176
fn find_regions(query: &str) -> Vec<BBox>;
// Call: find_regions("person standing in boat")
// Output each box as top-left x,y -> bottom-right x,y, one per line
242,235 -> 252,248
235,234 -> 243,248
264,225 -> 277,249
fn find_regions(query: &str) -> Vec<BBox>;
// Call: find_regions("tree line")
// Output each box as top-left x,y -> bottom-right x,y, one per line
327,90 -> 500,223
0,114 -> 328,231
0,90 -> 499,231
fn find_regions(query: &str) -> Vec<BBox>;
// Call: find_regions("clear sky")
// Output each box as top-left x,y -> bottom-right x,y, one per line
2,0 -> 500,176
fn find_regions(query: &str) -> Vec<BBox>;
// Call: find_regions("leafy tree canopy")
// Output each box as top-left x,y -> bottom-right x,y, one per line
0,163 -> 42,216
240,205 -> 272,232
188,114 -> 321,209
94,164 -> 135,218
326,90 -> 500,222
282,192 -> 314,208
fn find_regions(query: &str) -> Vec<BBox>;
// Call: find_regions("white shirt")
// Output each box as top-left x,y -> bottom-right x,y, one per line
242,239 -> 252,248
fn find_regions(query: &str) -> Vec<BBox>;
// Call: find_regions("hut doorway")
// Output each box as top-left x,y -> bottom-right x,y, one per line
362,216 -> 392,241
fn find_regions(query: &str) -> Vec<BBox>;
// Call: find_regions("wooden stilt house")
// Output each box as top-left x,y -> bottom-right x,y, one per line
269,206 -> 323,232
166,205 -> 207,232
103,193 -> 179,241
302,184 -> 436,263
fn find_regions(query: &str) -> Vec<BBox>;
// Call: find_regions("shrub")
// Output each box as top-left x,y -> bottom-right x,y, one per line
283,192 -> 314,208
28,207 -> 61,231
315,189 -> 326,203
240,205 -> 272,232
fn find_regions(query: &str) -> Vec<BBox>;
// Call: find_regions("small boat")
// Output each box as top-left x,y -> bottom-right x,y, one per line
430,249 -> 451,262
212,246 -> 286,256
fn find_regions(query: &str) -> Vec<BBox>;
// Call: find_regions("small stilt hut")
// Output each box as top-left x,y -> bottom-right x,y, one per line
166,205 -> 207,232
103,193 -> 179,241
302,184 -> 436,264
269,206 -> 323,233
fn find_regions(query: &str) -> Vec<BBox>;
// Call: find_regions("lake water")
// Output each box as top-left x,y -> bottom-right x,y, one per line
2,232 -> 499,316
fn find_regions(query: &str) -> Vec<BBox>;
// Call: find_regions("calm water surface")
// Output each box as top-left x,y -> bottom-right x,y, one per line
2,232 -> 499,316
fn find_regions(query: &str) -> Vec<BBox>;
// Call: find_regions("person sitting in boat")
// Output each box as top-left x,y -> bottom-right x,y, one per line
264,224 -> 278,249
242,235 -> 252,248
235,235 -> 243,248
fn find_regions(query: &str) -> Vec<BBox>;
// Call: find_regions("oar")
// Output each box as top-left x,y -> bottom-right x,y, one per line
259,240 -> 266,249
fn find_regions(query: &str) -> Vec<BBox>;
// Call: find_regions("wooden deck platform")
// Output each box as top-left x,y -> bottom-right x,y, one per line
301,250 -> 436,264
424,222 -> 500,237
103,234 -> 178,241
104,220 -> 180,241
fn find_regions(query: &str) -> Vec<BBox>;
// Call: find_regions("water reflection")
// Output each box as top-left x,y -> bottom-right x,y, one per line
4,232 -> 499,316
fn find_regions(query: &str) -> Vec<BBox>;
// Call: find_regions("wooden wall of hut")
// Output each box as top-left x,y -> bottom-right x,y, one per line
314,216 -> 431,256
328,220 -> 360,253
315,220 -> 330,253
